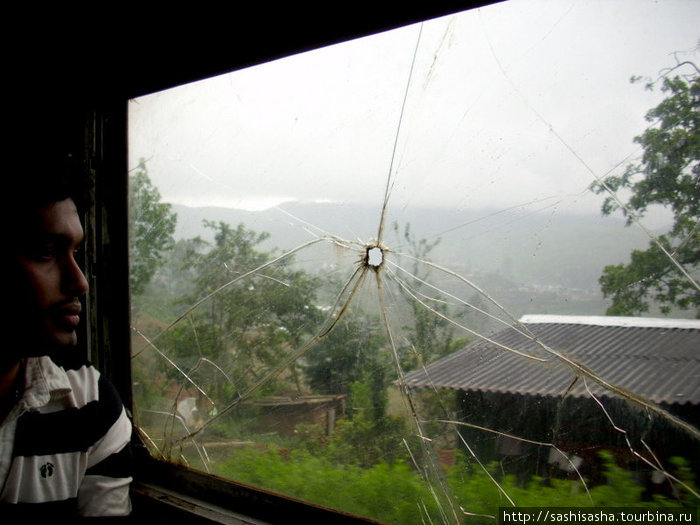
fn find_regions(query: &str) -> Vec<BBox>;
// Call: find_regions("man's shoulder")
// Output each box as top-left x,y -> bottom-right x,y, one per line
15,355 -> 130,461
39,353 -> 124,411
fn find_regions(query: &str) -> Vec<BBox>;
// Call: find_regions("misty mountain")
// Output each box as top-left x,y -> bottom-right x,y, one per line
168,201 -> 667,317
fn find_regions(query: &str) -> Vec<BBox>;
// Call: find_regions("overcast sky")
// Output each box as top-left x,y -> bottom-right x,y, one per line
128,0 -> 699,225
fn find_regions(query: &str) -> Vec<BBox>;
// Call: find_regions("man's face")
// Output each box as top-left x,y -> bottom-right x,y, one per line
12,198 -> 89,352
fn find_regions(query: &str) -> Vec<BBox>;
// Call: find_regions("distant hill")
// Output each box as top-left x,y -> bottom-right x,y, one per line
168,201 -> 674,318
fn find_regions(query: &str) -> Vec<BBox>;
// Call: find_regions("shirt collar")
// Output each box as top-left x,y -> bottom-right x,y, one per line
20,356 -> 72,409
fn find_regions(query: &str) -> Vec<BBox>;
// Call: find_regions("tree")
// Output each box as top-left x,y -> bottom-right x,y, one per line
591,64 -> 699,316
172,220 -> 322,401
129,160 -> 177,296
304,311 -> 388,415
392,222 -> 464,368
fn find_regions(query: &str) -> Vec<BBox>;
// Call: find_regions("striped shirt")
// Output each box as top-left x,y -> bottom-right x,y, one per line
0,355 -> 132,518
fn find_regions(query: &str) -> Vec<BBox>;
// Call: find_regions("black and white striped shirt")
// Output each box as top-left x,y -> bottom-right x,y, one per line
0,355 -> 132,517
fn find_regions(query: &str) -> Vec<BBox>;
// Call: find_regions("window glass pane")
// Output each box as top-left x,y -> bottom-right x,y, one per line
128,1 -> 700,522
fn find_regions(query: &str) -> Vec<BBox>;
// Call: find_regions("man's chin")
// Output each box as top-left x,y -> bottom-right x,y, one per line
24,331 -> 79,357
10,315 -> 80,356
52,333 -> 79,348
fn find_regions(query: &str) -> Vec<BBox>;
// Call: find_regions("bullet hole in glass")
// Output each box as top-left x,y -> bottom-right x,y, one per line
365,246 -> 384,269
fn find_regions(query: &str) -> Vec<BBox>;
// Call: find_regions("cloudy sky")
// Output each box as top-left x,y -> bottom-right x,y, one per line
128,0 -> 698,224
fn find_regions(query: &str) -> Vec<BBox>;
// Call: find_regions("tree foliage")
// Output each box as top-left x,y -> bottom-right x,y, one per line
173,220 -> 322,399
303,312 -> 387,403
393,222 -> 465,368
128,160 -> 177,296
591,67 -> 700,316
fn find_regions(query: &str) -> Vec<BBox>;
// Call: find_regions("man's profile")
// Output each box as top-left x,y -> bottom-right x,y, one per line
0,153 -> 133,518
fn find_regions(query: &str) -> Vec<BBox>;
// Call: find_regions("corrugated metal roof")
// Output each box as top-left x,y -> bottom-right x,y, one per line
403,316 -> 700,405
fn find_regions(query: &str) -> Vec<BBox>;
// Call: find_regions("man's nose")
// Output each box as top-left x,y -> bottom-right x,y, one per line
62,255 -> 89,296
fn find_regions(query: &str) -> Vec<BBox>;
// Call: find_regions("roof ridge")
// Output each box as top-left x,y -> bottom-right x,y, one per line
519,314 -> 700,330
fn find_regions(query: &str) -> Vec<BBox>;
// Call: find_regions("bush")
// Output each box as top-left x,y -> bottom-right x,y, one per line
216,447 -> 438,523
214,446 -> 698,525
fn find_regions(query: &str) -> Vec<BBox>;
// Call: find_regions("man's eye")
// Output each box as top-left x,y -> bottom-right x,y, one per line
31,244 -> 57,261
39,247 -> 57,260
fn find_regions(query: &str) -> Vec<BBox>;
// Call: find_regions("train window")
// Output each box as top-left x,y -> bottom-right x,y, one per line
127,1 -> 699,523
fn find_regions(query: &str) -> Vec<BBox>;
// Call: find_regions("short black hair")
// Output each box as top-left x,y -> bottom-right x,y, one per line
7,99 -> 90,219
7,148 -> 90,221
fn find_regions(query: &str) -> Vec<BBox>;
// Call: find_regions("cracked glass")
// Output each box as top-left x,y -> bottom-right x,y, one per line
128,1 -> 700,523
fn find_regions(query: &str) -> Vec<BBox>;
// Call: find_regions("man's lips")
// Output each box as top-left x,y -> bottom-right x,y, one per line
55,301 -> 82,329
